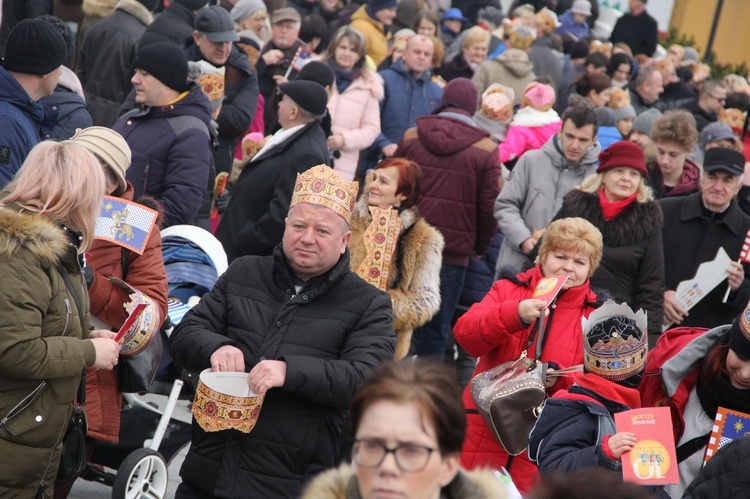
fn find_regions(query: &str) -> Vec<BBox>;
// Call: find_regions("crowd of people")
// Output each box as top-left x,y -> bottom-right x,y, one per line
2,0 -> 750,498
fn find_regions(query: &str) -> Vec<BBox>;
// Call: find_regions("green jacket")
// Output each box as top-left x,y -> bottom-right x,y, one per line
0,207 -> 96,498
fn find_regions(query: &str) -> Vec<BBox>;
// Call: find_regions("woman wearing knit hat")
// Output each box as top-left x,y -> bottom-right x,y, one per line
640,304 -> 750,497
529,302 -> 653,488
231,0 -> 269,42
547,140 -> 665,342
53,127 -> 168,496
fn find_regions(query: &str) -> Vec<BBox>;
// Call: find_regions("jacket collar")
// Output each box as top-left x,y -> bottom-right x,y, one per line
248,120 -> 321,164
680,192 -> 746,235
115,0 -> 154,26
390,58 -> 432,82
273,243 -> 352,300
0,206 -> 70,267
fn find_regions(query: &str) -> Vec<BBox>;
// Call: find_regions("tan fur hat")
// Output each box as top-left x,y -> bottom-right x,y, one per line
69,127 -> 131,195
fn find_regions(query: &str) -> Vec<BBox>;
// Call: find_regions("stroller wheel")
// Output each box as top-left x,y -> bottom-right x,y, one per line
112,448 -> 169,499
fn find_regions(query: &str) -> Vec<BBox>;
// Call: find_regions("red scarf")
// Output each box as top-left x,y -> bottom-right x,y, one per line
598,189 -> 637,221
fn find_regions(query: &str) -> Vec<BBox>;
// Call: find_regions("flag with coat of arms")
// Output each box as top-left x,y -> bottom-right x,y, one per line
94,196 -> 158,255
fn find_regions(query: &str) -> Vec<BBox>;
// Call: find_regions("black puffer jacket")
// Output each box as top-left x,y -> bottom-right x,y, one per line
169,246 -> 395,498
683,437 -> 750,499
140,1 -> 196,47
551,189 -> 664,342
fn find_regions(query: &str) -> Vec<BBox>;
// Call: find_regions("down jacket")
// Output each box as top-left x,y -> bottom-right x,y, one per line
472,48 -> 536,106
396,111 -> 501,266
328,71 -> 383,181
683,435 -> 750,499
349,198 -> 444,359
113,82 -> 213,228
0,207 -> 97,498
169,246 -> 395,498
454,265 -> 601,494
551,189 -> 665,343
348,5 -> 390,67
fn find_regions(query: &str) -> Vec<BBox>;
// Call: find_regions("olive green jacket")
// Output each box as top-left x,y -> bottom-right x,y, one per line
0,207 -> 97,498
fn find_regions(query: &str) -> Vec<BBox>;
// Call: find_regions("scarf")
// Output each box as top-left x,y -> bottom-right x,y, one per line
355,205 -> 402,290
598,188 -> 638,221
696,361 -> 750,420
330,60 -> 361,95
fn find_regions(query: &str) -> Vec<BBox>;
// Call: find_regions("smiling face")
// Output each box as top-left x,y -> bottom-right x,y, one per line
601,166 -> 642,202
368,166 -> 406,207
464,41 -> 488,65
334,36 -> 359,71
726,349 -> 750,390
354,400 -> 460,499
282,203 -> 350,280
540,249 -> 591,289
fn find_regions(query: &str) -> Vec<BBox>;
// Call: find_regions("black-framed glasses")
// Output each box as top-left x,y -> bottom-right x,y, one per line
352,439 -> 435,472
709,94 -> 726,103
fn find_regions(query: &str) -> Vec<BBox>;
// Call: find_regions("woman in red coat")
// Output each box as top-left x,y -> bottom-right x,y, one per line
455,217 -> 605,494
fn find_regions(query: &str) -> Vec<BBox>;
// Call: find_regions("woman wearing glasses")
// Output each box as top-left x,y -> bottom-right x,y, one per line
302,359 -> 507,499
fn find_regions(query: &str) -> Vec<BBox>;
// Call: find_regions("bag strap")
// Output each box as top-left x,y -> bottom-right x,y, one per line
121,247 -> 129,280
56,265 -> 87,405
676,431 -> 711,463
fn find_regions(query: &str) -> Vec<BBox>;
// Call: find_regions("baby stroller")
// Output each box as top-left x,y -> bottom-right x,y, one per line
82,225 -> 228,498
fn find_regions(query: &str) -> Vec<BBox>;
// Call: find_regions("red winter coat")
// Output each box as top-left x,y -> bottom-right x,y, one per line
84,183 -> 168,443
454,265 -> 600,494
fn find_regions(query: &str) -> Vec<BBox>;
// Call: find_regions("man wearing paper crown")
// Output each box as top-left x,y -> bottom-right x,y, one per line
170,165 -> 396,498
640,302 -> 750,497
529,302 -> 654,488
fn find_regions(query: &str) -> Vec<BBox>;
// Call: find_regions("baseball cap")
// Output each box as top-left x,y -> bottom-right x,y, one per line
195,6 -> 240,42
703,147 -> 745,176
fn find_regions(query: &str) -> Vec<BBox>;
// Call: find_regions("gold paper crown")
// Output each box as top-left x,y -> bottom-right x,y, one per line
589,40 -> 613,58
719,107 -> 748,133
609,87 -> 632,109
193,370 -> 265,434
111,278 -> 161,357
507,19 -> 536,50
534,7 -> 561,35
290,165 -> 359,222
197,72 -> 225,102
581,301 -> 648,382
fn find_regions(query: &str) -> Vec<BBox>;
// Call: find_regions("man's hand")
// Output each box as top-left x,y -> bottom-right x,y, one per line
607,432 -> 636,459
248,360 -> 287,395
727,261 -> 745,292
663,290 -> 688,326
327,134 -> 345,150
381,143 -> 398,158
210,345 -> 246,372
518,298 -> 547,325
262,49 -> 284,66
520,237 -> 538,255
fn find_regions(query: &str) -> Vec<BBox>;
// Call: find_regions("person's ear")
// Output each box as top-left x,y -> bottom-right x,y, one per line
438,453 -> 461,487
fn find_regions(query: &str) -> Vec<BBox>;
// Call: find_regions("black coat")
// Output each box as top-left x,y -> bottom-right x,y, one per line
169,246 -> 395,498
439,53 -> 474,83
185,41 -> 259,174
216,121 -> 330,262
683,437 -> 750,499
140,1 -> 196,47
553,190 -> 665,342
660,192 -> 750,330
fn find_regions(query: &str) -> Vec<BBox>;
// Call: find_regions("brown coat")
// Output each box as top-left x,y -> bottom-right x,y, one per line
84,182 -> 168,443
349,199 -> 444,359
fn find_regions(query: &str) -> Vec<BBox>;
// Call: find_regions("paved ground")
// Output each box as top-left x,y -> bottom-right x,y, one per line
69,394 -> 191,499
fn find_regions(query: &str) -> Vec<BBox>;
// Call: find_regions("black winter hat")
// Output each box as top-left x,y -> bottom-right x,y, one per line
279,80 -> 328,115
175,0 -> 210,9
703,147 -> 746,177
133,42 -> 189,92
137,0 -> 160,11
2,19 -> 67,75
297,61 -> 335,88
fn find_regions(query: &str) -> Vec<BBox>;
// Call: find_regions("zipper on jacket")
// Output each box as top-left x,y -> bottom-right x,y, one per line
142,163 -> 150,194
63,298 -> 71,335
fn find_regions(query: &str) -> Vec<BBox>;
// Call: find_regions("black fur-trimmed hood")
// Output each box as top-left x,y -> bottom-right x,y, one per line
562,189 -> 663,247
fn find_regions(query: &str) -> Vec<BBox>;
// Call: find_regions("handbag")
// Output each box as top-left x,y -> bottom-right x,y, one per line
470,309 -> 549,456
117,248 -> 164,393
56,267 -> 90,481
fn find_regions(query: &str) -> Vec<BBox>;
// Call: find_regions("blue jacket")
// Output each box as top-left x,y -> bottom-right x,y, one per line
375,59 -> 442,151
597,126 -> 623,152
39,85 -> 92,141
0,65 -> 50,188
113,82 -> 213,228
555,10 -> 590,41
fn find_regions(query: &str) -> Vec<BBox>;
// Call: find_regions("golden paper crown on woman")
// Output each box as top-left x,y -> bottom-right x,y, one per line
719,107 -> 748,133
609,87 -> 631,109
290,165 -> 359,223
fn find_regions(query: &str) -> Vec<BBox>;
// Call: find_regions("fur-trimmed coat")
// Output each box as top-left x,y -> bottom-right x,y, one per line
349,199 -> 444,359
0,207 -> 97,498
301,465 -> 508,499
553,189 -> 664,342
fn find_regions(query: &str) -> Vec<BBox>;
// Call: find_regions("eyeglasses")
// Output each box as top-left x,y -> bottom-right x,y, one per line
352,439 -> 435,472
708,94 -> 726,103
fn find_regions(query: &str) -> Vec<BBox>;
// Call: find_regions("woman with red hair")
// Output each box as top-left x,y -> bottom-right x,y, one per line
348,158 -> 444,359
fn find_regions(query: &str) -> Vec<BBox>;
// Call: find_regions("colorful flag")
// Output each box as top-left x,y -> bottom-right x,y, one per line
290,46 -> 315,72
705,407 -> 750,463
94,196 -> 158,255
740,228 -> 750,264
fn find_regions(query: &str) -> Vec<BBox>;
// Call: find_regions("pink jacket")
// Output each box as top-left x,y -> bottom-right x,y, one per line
499,107 -> 562,163
328,71 -> 383,181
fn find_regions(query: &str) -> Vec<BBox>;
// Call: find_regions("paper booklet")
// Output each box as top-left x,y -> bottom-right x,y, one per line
615,406 -> 679,485
704,406 -> 750,464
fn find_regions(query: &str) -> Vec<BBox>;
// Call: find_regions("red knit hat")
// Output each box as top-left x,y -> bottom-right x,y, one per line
596,140 -> 647,176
